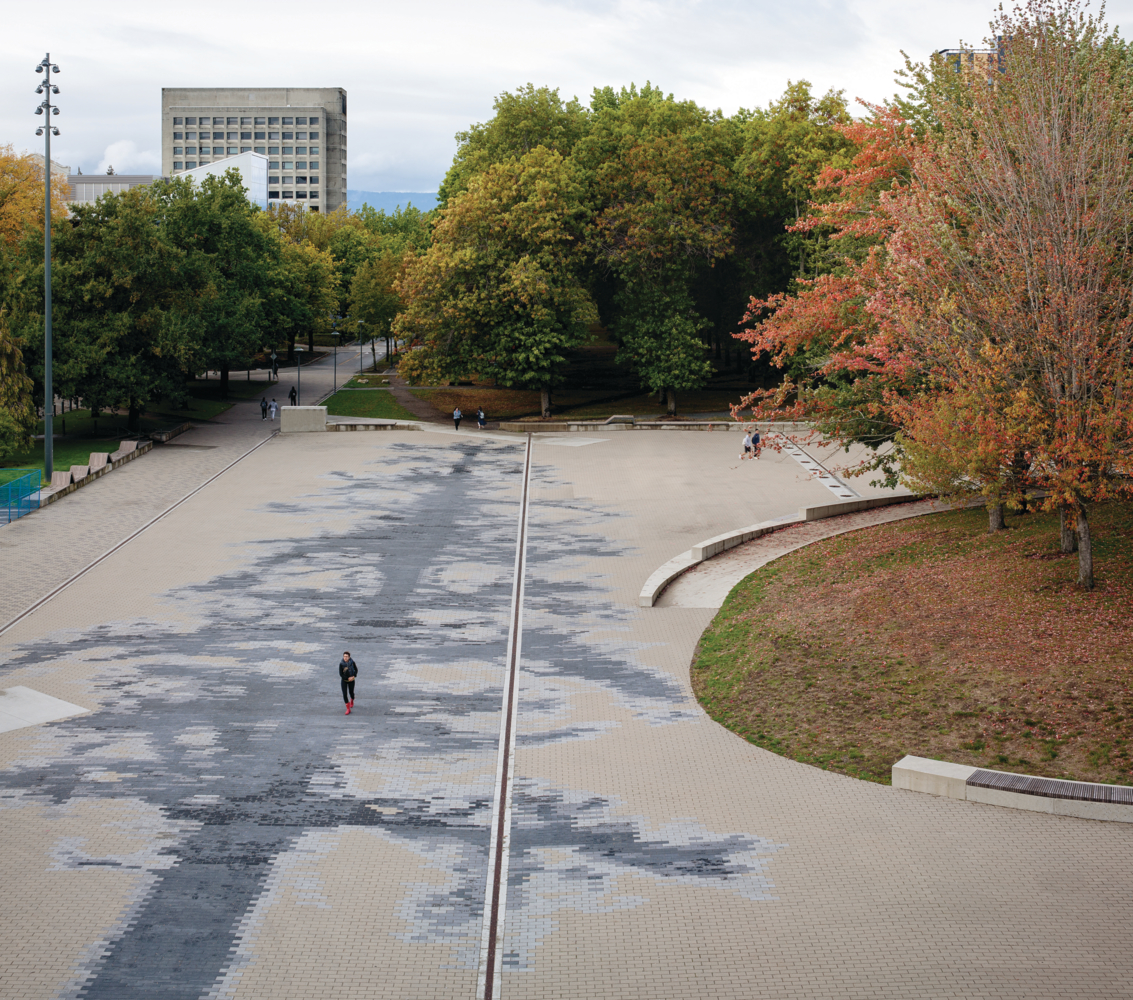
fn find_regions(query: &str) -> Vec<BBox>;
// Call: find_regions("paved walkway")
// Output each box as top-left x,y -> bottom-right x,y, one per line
1,426 -> 1131,999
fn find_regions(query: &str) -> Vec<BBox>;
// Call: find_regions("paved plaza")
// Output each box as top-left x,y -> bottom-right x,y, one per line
1,373 -> 1132,998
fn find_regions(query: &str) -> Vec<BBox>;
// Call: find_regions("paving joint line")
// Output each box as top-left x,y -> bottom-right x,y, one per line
478,431 -> 532,1000
0,431 -> 280,639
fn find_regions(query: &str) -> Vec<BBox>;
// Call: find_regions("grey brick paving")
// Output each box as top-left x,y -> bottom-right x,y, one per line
0,425 -> 1130,999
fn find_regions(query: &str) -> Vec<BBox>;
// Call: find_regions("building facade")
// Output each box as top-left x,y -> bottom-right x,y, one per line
178,152 -> 269,209
68,174 -> 162,207
161,87 -> 347,212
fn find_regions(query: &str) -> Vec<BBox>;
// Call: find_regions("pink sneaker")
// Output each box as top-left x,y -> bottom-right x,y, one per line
345,705 -> 351,715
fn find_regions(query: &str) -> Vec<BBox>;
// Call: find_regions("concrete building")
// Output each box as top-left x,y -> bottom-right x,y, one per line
68,173 -> 162,207
161,87 -> 347,212
177,151 -> 269,209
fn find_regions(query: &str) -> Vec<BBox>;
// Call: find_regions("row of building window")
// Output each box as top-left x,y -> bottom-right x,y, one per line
172,116 -> 320,126
172,132 -> 318,142
269,176 -> 319,185
269,191 -> 319,199
173,147 -> 319,158
270,161 -> 318,169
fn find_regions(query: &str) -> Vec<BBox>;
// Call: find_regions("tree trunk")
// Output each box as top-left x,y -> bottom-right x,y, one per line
1060,506 -> 1079,553
371,338 -> 378,369
541,387 -> 552,419
666,388 -> 677,416
1076,503 -> 1094,590
988,503 -> 1006,532
127,401 -> 141,432
307,329 -> 315,353
288,337 -> 296,364
220,365 -> 230,399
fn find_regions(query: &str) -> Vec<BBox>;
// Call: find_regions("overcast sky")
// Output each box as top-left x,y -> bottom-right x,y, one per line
3,0 -> 1131,192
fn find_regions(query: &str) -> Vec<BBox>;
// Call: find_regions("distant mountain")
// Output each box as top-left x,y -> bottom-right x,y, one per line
346,190 -> 438,213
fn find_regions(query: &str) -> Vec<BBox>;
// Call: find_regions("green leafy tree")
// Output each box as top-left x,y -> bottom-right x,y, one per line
438,85 -> 589,206
157,171 -> 284,395
576,89 -> 733,413
13,183 -> 197,429
396,147 -> 596,416
0,307 -> 35,458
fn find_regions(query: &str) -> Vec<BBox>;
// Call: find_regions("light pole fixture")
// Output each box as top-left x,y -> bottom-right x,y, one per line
35,52 -> 60,480
356,320 -> 365,376
295,345 -> 304,405
331,315 -> 338,391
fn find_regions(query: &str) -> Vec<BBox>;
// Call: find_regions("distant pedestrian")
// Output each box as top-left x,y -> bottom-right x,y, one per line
453,407 -> 462,430
752,428 -> 761,459
477,406 -> 486,429
288,385 -> 298,406
260,397 -> 268,420
338,651 -> 358,715
269,399 -> 278,420
741,431 -> 753,460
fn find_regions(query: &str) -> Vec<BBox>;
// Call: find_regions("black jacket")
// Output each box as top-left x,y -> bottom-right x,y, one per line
339,657 -> 358,680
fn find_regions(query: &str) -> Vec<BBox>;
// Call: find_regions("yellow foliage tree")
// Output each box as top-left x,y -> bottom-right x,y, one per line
0,144 -> 69,250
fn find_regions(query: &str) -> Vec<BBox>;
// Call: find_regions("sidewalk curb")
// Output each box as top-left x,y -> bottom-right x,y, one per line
639,495 -> 920,607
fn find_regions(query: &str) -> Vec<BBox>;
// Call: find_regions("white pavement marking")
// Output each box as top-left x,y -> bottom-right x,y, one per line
778,434 -> 860,499
0,685 -> 89,733
0,431 -> 279,638
479,434 -> 533,1000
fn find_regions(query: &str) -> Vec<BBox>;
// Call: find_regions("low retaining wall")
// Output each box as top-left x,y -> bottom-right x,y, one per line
280,406 -> 328,433
639,495 -> 919,607
893,755 -> 1133,823
150,421 -> 193,443
42,440 -> 154,507
498,419 -> 813,434
327,421 -> 422,432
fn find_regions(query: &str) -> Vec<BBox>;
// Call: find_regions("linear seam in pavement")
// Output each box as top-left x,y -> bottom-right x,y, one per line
0,430 -> 279,638
478,433 -> 533,1000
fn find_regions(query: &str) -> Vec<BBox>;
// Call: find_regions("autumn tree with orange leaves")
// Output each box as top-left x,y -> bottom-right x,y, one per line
738,0 -> 1133,589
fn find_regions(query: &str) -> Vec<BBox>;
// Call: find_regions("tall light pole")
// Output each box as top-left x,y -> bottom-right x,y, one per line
295,345 -> 304,405
35,53 -> 60,480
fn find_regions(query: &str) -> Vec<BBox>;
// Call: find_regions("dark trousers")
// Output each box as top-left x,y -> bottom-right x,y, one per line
454,418 -> 461,429
341,679 -> 355,704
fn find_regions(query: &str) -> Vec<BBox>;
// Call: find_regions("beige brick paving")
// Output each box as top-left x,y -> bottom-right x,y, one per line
0,425 -> 1130,999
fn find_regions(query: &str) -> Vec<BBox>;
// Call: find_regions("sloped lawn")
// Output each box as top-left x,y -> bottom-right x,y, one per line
692,503 -> 1133,786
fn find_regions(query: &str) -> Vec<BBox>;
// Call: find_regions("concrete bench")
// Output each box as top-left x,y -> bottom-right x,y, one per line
117,440 -> 139,455
69,465 -> 90,482
88,452 -> 109,471
893,755 -> 1133,822
48,470 -> 72,490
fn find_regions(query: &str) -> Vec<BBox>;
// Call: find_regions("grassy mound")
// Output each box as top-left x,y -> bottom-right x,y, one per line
692,503 -> 1133,786
323,390 -> 417,421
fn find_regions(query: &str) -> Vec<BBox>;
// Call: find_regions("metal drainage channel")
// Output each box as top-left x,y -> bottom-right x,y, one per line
478,433 -> 533,1000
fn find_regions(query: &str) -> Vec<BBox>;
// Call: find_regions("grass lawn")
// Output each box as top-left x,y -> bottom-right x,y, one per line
692,502 -> 1133,787
2,437 -> 127,476
323,390 -> 418,421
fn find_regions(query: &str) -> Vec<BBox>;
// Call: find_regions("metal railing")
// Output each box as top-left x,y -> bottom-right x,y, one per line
1,469 -> 42,524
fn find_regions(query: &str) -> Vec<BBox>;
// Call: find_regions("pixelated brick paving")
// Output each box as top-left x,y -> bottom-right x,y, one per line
1,429 -> 1131,1000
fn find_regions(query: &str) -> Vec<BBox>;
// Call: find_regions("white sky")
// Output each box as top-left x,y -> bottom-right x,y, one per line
3,0 -> 1130,191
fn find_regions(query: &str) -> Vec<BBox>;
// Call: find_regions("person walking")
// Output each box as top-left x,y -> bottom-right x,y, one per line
260,397 -> 268,420
288,385 -> 298,407
453,406 -> 462,430
269,398 -> 278,420
477,406 -> 486,430
752,428 -> 762,459
741,431 -> 753,460
339,651 -> 358,715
